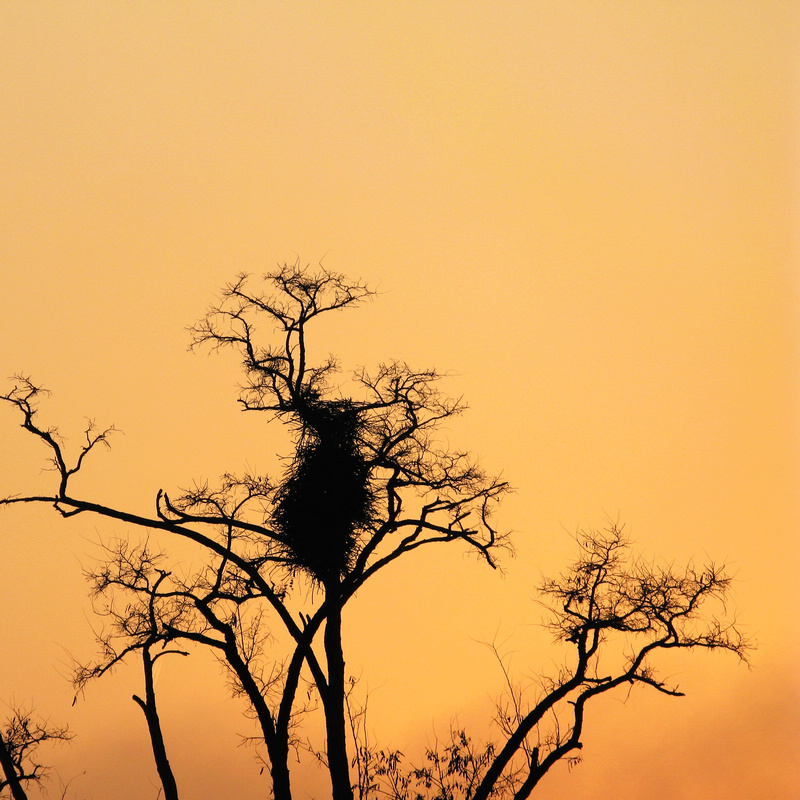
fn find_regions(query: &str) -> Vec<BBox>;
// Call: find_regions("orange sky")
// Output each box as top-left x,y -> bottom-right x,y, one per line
0,3 -> 797,798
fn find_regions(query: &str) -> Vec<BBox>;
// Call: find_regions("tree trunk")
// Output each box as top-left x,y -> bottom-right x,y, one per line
218,633 -> 293,800
323,593 -> 353,800
0,732 -> 28,800
132,647 -> 180,800
266,739 -> 292,800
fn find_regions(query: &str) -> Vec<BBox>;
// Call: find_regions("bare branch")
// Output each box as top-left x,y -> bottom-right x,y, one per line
0,707 -> 72,799
469,524 -> 749,800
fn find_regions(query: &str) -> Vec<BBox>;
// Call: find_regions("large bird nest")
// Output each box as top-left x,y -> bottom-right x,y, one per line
272,399 -> 375,585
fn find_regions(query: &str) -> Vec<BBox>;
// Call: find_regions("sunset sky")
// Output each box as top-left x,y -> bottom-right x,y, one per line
0,3 -> 798,798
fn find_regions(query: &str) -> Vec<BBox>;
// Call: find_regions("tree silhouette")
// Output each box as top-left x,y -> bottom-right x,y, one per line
0,708 -> 71,800
343,524 -> 747,800
2,264 -> 507,800
0,263 -> 747,799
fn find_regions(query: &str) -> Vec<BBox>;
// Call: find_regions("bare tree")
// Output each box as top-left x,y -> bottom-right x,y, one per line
186,267 -> 508,800
70,540 -> 188,800
354,523 -> 748,799
1,263 -> 508,800
74,535 -> 302,800
0,708 -> 72,800
0,265 -> 747,799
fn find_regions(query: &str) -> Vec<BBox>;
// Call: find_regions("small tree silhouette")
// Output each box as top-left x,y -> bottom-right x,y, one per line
0,708 -> 71,800
344,524 -> 747,800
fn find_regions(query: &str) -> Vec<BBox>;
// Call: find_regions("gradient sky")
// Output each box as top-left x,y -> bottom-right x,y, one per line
0,3 -> 798,798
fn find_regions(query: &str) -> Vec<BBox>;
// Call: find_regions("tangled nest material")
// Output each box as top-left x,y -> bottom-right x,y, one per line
273,398 -> 375,584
